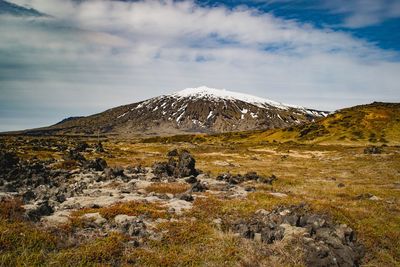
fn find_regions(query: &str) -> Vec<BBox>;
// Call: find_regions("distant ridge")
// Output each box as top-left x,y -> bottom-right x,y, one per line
238,102 -> 400,145
54,116 -> 85,125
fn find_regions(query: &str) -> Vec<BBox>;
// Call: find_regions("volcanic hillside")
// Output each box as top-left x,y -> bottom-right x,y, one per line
197,102 -> 400,146
18,87 -> 328,137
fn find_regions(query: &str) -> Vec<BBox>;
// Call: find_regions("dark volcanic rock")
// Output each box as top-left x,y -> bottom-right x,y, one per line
75,141 -> 89,152
243,171 -> 259,180
25,201 -> 54,221
126,165 -> 146,175
178,193 -> 194,202
363,146 -> 382,154
174,150 -> 198,177
111,166 -> 125,177
84,158 -> 108,171
152,162 -> 174,177
228,205 -> 364,267
0,151 -> 20,169
245,186 -> 256,192
191,181 -> 208,192
94,142 -> 105,152
115,215 -> 149,238
184,175 -> 198,184
64,150 -> 86,162
103,166 -> 127,181
217,172 -> 277,185
22,190 -> 36,203
153,149 -> 198,178
258,174 -> 277,184
166,149 -> 179,157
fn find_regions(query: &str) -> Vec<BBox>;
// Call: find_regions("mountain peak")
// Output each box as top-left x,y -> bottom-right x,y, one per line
170,86 -> 289,110
20,86 -> 328,137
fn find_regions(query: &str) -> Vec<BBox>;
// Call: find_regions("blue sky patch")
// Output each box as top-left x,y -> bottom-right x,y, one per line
196,0 -> 400,52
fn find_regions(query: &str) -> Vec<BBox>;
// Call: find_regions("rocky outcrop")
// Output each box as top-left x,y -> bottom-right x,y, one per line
0,147 -> 366,266
153,149 -> 198,178
363,146 -> 382,154
0,151 -> 20,169
84,158 -> 108,171
228,205 -> 365,267
217,172 -> 277,185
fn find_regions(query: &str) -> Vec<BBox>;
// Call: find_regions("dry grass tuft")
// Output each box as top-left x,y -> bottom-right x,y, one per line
125,220 -> 242,266
0,220 -> 57,266
49,233 -> 127,266
187,195 -> 225,221
0,197 -> 25,221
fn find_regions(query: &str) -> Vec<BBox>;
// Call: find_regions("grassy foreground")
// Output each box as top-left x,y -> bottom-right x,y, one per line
1,133 -> 400,266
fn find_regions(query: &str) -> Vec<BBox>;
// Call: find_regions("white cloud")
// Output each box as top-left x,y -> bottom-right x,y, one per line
1,0 -> 400,131
321,0 -> 400,28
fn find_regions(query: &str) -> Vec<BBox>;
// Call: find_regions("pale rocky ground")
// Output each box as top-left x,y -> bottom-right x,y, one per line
0,144 -> 366,266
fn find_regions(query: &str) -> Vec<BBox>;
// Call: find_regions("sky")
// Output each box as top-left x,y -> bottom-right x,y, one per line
0,0 -> 399,131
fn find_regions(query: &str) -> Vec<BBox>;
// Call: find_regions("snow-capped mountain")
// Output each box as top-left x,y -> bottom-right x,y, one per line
23,86 -> 329,136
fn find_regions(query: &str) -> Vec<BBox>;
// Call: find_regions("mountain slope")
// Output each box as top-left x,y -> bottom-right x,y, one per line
20,86 -> 328,137
141,102 -> 400,145
223,102 -> 400,145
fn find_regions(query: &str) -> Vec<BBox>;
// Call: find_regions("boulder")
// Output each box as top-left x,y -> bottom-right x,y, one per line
104,166 -> 125,179
258,174 -> 277,184
75,141 -> 89,152
217,172 -> 277,185
184,176 -> 198,184
85,158 -> 108,171
153,150 -> 198,178
112,166 -> 125,177
94,142 -> 105,152
363,146 -> 382,154
64,150 -> 86,162
178,193 -> 194,202
166,149 -> 179,157
174,150 -> 198,177
0,151 -> 19,169
22,190 -> 36,203
25,201 -> 54,221
115,214 -> 136,226
191,181 -> 208,192
114,214 -> 147,237
152,162 -> 173,177
245,186 -> 256,192
244,171 -> 259,181
81,212 -> 107,226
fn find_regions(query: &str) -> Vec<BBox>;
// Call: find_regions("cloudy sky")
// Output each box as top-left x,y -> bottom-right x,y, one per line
0,0 -> 399,131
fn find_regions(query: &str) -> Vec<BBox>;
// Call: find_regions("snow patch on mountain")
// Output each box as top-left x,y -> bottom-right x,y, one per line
207,111 -> 214,120
117,112 -> 128,119
170,86 -> 291,110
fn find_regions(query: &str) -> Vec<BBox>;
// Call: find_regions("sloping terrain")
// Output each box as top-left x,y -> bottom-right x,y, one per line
143,102 -> 400,146
15,87 -> 327,137
262,102 -> 400,145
